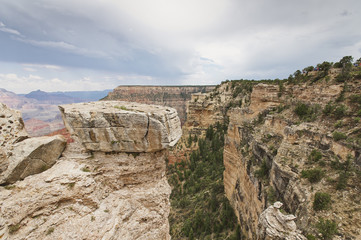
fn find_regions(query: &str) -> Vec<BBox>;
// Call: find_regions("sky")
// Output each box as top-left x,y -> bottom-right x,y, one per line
0,0 -> 361,93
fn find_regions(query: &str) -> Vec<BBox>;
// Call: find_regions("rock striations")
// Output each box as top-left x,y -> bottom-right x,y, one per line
59,101 -> 181,153
182,76 -> 361,239
103,85 -> 215,125
0,101 -> 181,240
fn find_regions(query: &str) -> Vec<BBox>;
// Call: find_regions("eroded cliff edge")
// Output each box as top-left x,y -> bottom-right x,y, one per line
180,70 -> 361,239
0,101 -> 181,240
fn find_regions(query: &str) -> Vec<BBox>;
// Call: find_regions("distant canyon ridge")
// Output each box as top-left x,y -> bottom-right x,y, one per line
103,86 -> 215,125
0,86 -> 214,136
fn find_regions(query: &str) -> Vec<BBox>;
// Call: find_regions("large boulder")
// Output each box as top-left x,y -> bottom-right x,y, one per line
0,135 -> 66,185
59,101 -> 182,153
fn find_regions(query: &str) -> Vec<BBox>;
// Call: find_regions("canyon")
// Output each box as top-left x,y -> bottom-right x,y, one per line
176,66 -> 361,238
1,61 -> 361,239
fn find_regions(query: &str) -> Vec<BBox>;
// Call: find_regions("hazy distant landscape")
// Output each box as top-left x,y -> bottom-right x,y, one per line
0,88 -> 111,136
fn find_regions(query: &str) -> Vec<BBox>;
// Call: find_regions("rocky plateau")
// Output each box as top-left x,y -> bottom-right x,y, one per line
0,101 -> 182,239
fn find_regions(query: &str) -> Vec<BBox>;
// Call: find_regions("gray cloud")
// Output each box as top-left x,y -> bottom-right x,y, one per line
0,0 -> 361,92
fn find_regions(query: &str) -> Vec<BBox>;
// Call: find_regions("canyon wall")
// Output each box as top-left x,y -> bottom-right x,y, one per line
103,86 -> 214,125
0,101 -> 181,239
183,76 -> 361,238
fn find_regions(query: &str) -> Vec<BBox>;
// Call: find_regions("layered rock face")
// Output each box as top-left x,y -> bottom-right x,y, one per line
0,101 -> 181,240
223,81 -> 360,238
103,86 -> 214,125
59,101 -> 182,152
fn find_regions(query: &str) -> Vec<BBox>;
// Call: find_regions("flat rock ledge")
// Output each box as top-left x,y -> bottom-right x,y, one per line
59,101 -> 182,153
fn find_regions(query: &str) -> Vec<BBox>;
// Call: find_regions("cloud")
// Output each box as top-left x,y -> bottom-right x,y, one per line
0,21 -> 22,36
0,0 -> 361,92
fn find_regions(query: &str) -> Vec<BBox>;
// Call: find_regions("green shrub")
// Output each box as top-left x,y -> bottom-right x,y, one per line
294,102 -> 320,121
316,218 -> 338,240
308,149 -> 322,162
349,94 -> 361,105
313,192 -> 331,211
333,105 -> 347,119
306,234 -> 317,240
323,102 -> 335,116
255,160 -> 270,180
8,224 -> 20,234
336,172 -> 349,190
301,168 -> 324,183
294,103 -> 310,117
332,131 -> 347,141
46,227 -> 55,235
334,120 -> 343,128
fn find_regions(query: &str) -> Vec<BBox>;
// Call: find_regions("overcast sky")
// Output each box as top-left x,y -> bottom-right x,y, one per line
1,0 -> 361,93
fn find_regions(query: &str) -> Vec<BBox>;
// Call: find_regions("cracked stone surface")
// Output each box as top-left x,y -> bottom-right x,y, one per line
1,101 -> 181,239
0,135 -> 66,185
59,101 -> 182,153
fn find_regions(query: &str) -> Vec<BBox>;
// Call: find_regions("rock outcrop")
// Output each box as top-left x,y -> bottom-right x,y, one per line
1,103 -> 66,185
103,85 -> 215,125
59,101 -> 182,152
0,103 -> 28,148
0,101 -> 181,239
0,135 -> 66,185
257,202 -> 306,240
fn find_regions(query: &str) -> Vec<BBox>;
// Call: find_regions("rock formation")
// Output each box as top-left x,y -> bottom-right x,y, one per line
181,75 -> 361,238
0,103 -> 28,148
0,135 -> 66,185
257,202 -> 306,240
0,101 -> 181,240
103,85 -> 214,125
1,103 -> 66,185
59,101 -> 181,153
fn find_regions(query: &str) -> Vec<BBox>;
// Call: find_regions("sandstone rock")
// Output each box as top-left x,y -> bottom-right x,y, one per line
1,101 -> 180,239
0,135 -> 66,184
0,103 -> 28,149
103,85 -> 215,125
0,150 -> 171,240
257,202 -> 306,240
59,101 -> 182,153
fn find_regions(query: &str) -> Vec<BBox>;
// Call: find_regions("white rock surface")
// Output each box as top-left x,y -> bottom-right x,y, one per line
59,101 -> 182,152
0,141 -> 172,240
0,103 -> 28,149
0,101 -> 181,239
0,135 -> 66,184
257,202 -> 307,240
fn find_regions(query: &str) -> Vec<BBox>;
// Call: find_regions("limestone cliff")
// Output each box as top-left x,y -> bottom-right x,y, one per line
103,86 -> 214,125
0,101 -> 181,240
181,66 -> 361,239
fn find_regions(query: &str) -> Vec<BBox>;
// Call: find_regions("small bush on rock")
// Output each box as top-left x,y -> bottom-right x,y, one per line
332,131 -> 347,141
316,218 -> 338,240
313,192 -> 331,211
301,168 -> 324,183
